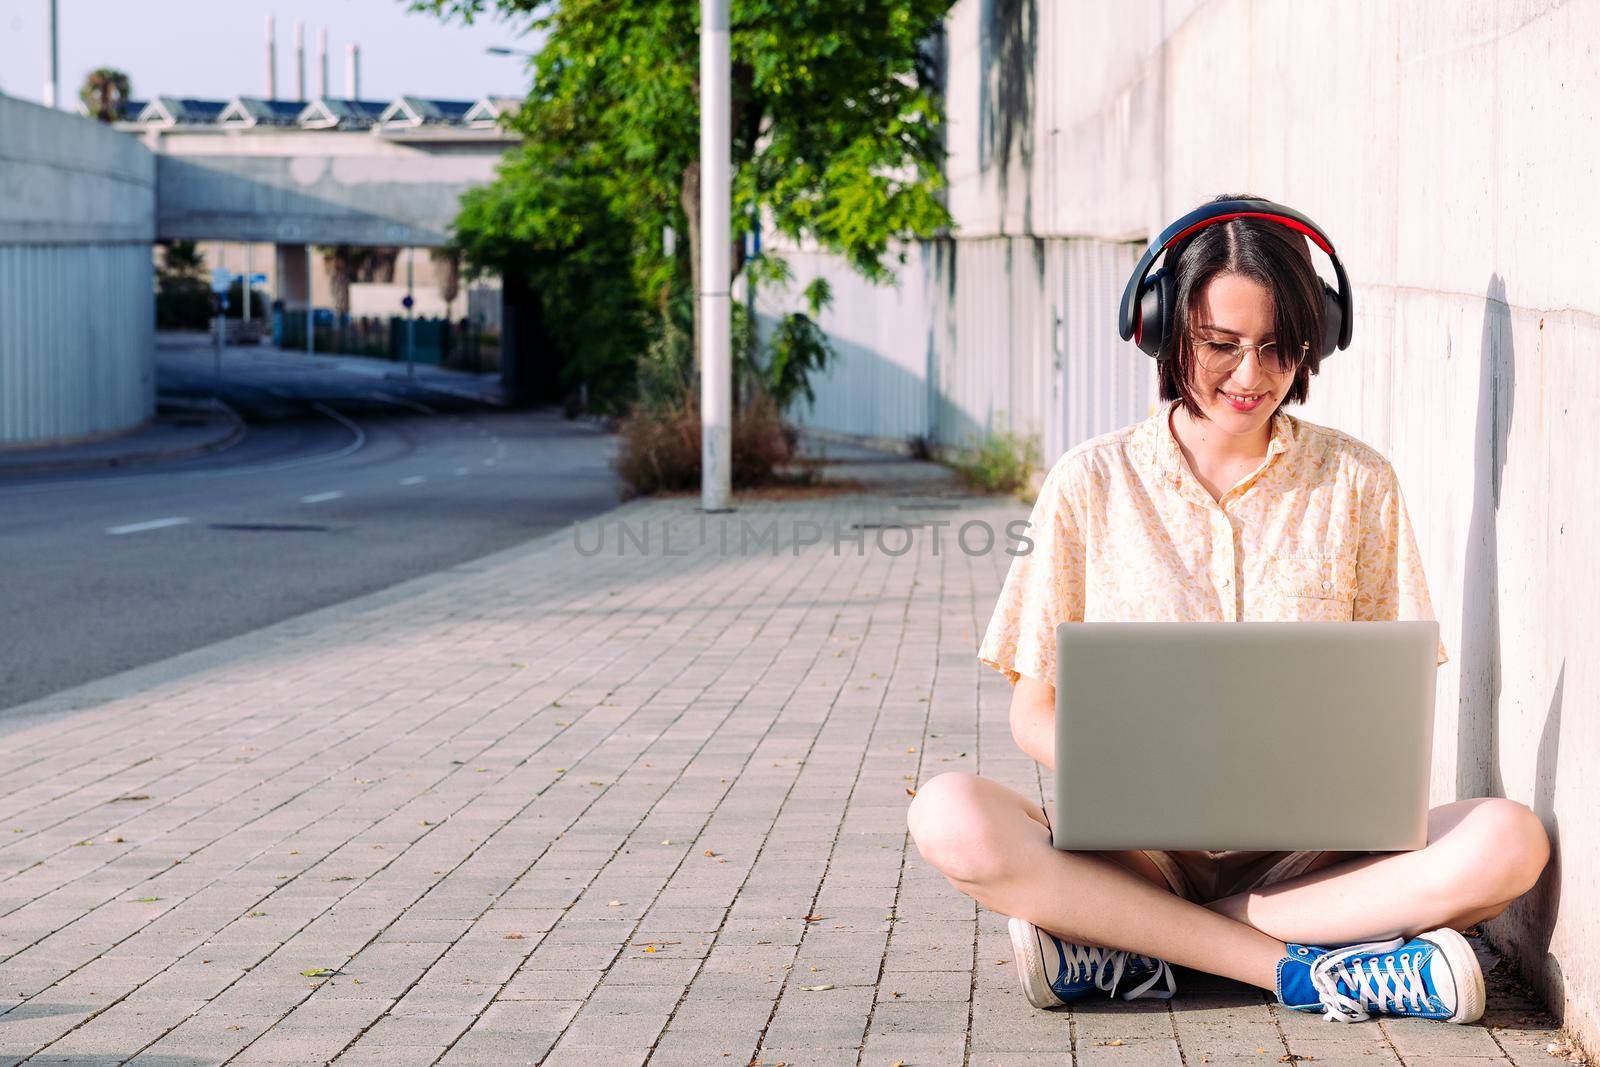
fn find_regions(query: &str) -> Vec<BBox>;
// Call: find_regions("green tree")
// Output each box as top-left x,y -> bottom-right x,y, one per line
80,67 -> 131,124
416,0 -> 955,414
154,240 -> 212,330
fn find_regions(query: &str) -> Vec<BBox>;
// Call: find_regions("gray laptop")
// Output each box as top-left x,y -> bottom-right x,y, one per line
1052,621 -> 1439,852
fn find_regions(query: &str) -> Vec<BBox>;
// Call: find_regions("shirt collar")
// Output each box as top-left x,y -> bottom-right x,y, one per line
1132,398 -> 1295,492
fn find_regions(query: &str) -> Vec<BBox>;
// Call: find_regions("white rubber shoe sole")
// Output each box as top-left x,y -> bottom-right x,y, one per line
1420,927 -> 1486,1024
1008,915 -> 1065,1009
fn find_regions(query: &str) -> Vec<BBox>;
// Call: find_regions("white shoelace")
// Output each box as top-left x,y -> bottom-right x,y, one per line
1308,937 -> 1428,1023
1054,941 -> 1177,1000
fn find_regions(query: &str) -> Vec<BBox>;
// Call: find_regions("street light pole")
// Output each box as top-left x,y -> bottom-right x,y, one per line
406,247 -> 416,383
43,0 -> 59,108
306,244 -> 314,355
699,0 -> 732,512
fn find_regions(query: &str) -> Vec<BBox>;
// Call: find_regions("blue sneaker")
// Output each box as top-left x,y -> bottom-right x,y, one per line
1009,915 -> 1177,1009
1275,927 -> 1485,1024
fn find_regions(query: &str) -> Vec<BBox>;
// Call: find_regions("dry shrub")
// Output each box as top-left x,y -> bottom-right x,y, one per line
612,387 -> 796,499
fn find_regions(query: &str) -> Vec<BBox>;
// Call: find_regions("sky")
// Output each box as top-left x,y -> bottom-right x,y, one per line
0,0 -> 544,107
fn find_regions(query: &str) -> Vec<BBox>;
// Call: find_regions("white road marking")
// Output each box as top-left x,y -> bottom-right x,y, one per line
107,517 -> 191,536
301,491 -> 345,503
373,391 -> 437,416
400,476 -> 426,486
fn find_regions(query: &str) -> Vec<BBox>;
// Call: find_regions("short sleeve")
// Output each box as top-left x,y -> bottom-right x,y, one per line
977,458 -> 1086,687
1355,460 -> 1450,667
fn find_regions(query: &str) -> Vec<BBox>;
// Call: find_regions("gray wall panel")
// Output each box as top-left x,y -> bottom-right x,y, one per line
0,96 -> 155,448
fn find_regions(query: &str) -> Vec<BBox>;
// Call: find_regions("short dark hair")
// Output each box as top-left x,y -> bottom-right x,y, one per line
1157,192 -> 1326,420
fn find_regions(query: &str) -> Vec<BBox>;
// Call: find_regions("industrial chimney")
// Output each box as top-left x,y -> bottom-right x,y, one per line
318,26 -> 328,98
345,42 -> 361,100
295,21 -> 306,102
266,15 -> 277,100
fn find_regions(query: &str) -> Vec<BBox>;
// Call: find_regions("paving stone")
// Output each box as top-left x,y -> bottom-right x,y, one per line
1384,1016 -> 1511,1057
333,1043 -> 448,1065
0,487 -> 1560,1067
437,1028 -> 551,1065
763,984 -> 874,1047
549,1005 -> 670,1048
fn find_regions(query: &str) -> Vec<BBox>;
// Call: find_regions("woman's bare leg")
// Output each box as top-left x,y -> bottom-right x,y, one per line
1202,797 -> 1550,946
907,771 -> 1290,990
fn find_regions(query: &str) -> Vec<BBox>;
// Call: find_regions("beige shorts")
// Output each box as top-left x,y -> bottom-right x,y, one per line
1139,848 -> 1336,904
1041,804 -> 1368,904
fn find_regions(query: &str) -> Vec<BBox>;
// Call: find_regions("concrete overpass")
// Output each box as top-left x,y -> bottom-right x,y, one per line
2,95 -> 550,448
138,124 -> 515,248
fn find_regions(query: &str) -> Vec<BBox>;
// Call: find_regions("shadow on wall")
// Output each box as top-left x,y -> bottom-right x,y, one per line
156,156 -> 450,246
773,319 -> 995,461
1459,275 -> 1564,1014
979,0 -> 1037,232
1458,273 -> 1513,801
762,239 -> 1011,461
1515,662 -> 1567,1021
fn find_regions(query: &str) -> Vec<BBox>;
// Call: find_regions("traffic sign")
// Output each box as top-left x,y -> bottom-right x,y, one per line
401,294 -> 415,310
210,268 -> 232,294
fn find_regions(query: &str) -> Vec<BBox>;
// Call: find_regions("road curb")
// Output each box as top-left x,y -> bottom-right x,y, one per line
0,396 -> 247,476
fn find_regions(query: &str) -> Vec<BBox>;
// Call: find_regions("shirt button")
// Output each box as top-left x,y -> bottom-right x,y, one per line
1220,577 -> 1231,587
1322,580 -> 1332,590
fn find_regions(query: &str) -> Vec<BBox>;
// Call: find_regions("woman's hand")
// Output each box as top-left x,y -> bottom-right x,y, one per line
1009,674 -> 1057,770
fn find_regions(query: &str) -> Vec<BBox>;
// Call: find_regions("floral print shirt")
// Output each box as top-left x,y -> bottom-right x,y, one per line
979,399 -> 1450,689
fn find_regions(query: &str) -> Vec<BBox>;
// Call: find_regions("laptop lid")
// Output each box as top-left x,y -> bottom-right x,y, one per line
1052,621 -> 1438,852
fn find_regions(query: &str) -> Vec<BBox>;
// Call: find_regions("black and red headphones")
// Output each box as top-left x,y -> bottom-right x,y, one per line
1117,197 -> 1353,363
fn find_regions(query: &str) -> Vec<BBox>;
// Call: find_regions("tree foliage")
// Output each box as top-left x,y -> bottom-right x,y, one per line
154,240 -> 211,330
415,0 -> 954,415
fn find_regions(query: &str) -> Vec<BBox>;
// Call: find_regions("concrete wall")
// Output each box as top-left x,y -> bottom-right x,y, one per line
142,128 -> 513,247
770,0 -> 1600,1049
0,95 -> 155,448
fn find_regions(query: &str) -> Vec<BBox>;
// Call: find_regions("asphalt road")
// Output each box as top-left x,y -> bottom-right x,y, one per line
0,343 -> 624,719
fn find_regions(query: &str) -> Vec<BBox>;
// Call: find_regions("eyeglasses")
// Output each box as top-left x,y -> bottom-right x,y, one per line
1188,335 -> 1309,376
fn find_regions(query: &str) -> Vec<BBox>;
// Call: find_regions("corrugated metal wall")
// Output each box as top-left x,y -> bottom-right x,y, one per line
0,244 -> 155,447
1,95 -> 156,449
763,236 -> 1150,465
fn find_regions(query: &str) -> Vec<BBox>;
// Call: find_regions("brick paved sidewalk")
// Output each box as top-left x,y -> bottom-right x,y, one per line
0,485 -> 1577,1066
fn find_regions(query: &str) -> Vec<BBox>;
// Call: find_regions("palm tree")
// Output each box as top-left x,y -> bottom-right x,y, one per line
320,245 -> 383,351
80,68 -> 131,124
429,246 -> 462,322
